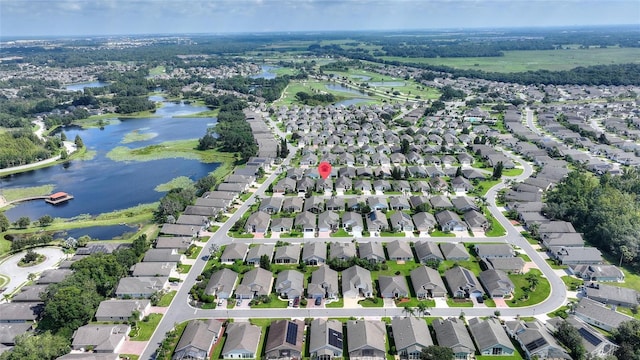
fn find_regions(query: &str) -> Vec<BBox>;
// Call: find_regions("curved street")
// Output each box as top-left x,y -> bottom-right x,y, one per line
140,129 -> 568,359
0,247 -> 67,298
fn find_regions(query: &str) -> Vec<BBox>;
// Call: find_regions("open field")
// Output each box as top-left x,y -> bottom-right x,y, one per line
0,184 -> 55,203
326,68 -> 440,100
380,47 -> 640,73
107,139 -> 236,165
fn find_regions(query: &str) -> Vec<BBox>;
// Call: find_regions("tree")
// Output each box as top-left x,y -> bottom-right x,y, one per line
402,305 -> 415,317
554,321 -> 585,360
416,302 -> 430,316
455,166 -> 462,178
131,234 -> 149,257
15,216 -> 30,229
611,320 -> 640,360
492,161 -> 504,179
0,213 -> 9,232
59,132 -> 66,141
526,273 -> 540,291
0,331 -> 70,360
401,139 -> 410,154
74,134 -> 84,148
38,215 -> 53,227
39,284 -> 102,335
21,250 -> 39,264
59,148 -> 68,160
420,345 -> 455,360
259,254 -> 271,271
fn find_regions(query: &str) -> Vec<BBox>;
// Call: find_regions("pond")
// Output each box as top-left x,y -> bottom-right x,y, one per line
367,81 -> 405,87
65,81 -> 110,92
1,97 -> 219,225
350,75 -> 371,81
325,84 -> 369,96
333,98 -> 370,107
250,65 -> 279,79
55,224 -> 139,241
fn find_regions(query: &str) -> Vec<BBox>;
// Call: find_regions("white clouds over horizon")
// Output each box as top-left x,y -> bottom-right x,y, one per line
1,0 -> 638,38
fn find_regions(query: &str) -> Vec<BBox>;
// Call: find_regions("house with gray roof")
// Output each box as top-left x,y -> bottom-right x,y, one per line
435,210 -> 465,232
378,275 -> 409,298
221,322 -> 261,359
265,319 -> 305,360
386,240 -> 413,261
176,214 -> 210,227
143,249 -> 182,263
0,302 -> 43,323
439,243 -> 470,261
346,320 -> 386,360
429,195 -> 453,209
130,261 -> 176,277
205,268 -> 238,299
0,323 -> 32,351
468,317 -> 514,357
220,243 -> 248,263
410,265 -> 447,298
583,283 -> 639,308
302,242 -> 327,265
10,285 -> 48,303
389,197 -> 411,211
409,195 -> 430,209
273,244 -> 301,264
155,237 -> 192,251
433,318 -> 475,360
412,212 -> 437,233
414,241 -> 444,263
246,244 -> 274,265
56,353 -> 119,360
270,217 -> 294,233
326,197 -> 345,211
115,277 -> 168,299
245,211 -> 271,235
342,212 -> 364,232
570,264 -> 624,282
547,316 -> 618,359
541,232 -> 585,248
173,320 -> 223,360
259,197 -> 283,214
318,211 -> 340,232
234,267 -> 273,299
308,265 -> 339,299
330,242 -> 357,261
482,257 -> 526,274
275,270 -> 304,299
94,299 -> 150,322
342,265 -> 373,298
479,269 -> 515,298
304,196 -> 325,214
463,210 -> 489,232
550,246 -> 603,265
474,244 -> 515,258
391,317 -> 433,360
36,269 -> 73,284
295,211 -> 317,233
358,242 -> 386,263
451,196 -> 478,212
389,211 -> 414,232
71,324 -> 129,353
282,197 -> 304,213
573,297 -> 634,331
309,319 -> 343,359
504,319 -> 570,360
445,266 -> 484,299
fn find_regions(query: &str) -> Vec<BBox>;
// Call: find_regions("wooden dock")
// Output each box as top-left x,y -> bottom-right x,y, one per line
44,192 -> 74,205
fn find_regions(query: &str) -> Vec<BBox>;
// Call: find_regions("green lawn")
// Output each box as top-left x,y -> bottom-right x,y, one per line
130,313 -> 163,341
508,269 -> 551,307
475,179 -> 502,196
484,298 -> 497,307
178,264 -> 192,273
187,246 -> 202,259
330,229 -> 351,237
545,259 -> 568,270
157,291 -> 177,307
358,298 -> 384,307
517,254 -> 531,261
325,298 -> 344,308
395,298 -> 436,309
502,168 -> 524,177
379,47 -> 640,73
430,230 -> 456,237
439,259 -> 483,276
485,212 -> 506,237
250,294 -> 288,308
380,231 -> 405,237
561,276 -> 584,291
447,298 -> 474,307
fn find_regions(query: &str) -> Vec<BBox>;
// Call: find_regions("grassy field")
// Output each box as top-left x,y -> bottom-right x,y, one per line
107,139 -> 236,164
358,298 -> 383,307
121,130 -> 158,144
486,212 -> 507,237
157,291 -> 177,307
380,47 -> 640,73
502,168 -> 524,177
325,298 -> 344,308
0,184 -> 55,202
447,298 -> 474,307
561,276 -> 584,291
154,176 -> 194,192
508,269 -> 551,307
131,313 -> 163,341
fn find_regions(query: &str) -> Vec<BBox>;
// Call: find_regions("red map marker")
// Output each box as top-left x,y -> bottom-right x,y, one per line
318,161 -> 332,179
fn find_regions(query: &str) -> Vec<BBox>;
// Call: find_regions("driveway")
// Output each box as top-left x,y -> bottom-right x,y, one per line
0,247 -> 66,297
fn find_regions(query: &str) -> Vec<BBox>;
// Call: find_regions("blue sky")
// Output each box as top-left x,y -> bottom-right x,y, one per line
1,0 -> 638,38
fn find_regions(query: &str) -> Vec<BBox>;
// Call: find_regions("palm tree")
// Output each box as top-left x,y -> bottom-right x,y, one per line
402,305 -> 415,317
416,302 -> 430,317
526,273 -> 539,291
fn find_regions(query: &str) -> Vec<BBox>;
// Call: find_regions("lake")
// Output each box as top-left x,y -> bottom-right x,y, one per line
1,98 -> 219,224
250,65 -> 279,79
65,81 -> 110,92
368,81 -> 405,87
326,84 -> 369,96
333,98 -> 370,107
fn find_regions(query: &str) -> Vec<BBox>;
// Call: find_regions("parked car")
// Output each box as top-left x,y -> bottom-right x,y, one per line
314,297 -> 322,306
293,296 -> 300,307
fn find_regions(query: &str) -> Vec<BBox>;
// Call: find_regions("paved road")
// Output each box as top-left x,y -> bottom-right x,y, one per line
524,107 -> 540,135
0,247 -> 66,299
140,125 -> 567,359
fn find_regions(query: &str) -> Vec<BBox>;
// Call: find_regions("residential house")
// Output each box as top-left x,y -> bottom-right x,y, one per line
95,300 -> 148,322
479,269 -> 515,298
295,211 -> 317,233
386,240 -> 413,261
173,320 -> 223,360
412,212 -> 437,233
0,303 -> 43,323
504,319 -> 571,360
410,266 -> 447,298
389,197 -> 411,211
143,249 -> 182,263
71,324 -> 129,353
570,264 -> 624,282
435,210 -> 466,232
346,320 -> 386,360
10,285 -> 48,303
309,319 -> 344,360
271,218 -> 294,233
342,212 -> 364,232
342,265 -> 374,298
245,244 -> 275,265
260,197 -> 283,214
451,176 -> 474,192
414,241 -> 444,264
302,243 -> 327,265
390,211 -> 415,232
326,197 -> 345,211
463,210 -> 489,232
245,212 -> 271,234
221,243 -> 248,263
205,268 -> 238,299
451,197 -> 478,212
432,318 -> 475,360
234,267 -> 273,299
330,242 -> 357,261
445,266 -> 484,299
439,243 -> 470,261
221,323 -> 261,359
583,283 -> 639,308
358,242 -> 386,263
115,277 -> 168,299
482,257 -> 526,274
160,223 -> 200,237
304,196 -> 325,214
274,270 -> 304,299
378,275 -> 410,298
282,197 -> 304,213
308,265 -> 339,300
265,319 -> 305,360
550,246 -> 603,265
318,211 -> 340,232
546,316 -> 618,359
430,195 -> 453,209
131,262 -> 176,277
273,244 -> 301,264
468,318 -> 515,357
391,317 -> 434,360
367,197 -> 388,211
36,269 -> 73,284
474,244 -> 515,259
155,237 -> 192,251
